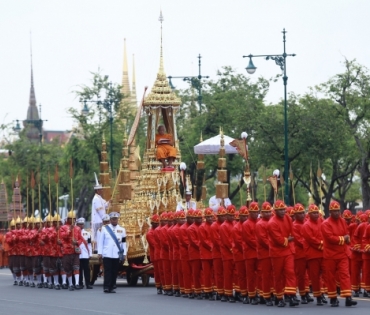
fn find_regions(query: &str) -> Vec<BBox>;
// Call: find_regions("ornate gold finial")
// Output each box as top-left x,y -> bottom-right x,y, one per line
143,11 -> 181,107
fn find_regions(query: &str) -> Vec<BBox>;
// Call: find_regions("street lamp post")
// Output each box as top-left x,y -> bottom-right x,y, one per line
168,54 -> 209,113
243,29 -> 296,205
81,82 -> 116,171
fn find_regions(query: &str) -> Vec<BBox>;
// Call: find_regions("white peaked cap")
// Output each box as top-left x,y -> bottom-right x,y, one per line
273,169 -> 280,177
94,172 -> 103,190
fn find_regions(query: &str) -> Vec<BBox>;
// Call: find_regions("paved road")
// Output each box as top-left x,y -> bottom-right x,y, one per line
0,269 -> 369,315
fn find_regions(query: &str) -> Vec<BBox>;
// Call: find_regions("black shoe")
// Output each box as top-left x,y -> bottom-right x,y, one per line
163,290 -> 168,296
321,294 -> 328,304
265,298 -> 273,306
74,285 -> 81,290
48,284 -> 54,289
289,297 -> 299,307
242,297 -> 250,304
215,293 -> 221,300
292,295 -> 300,303
68,286 -> 74,291
18,280 -> 23,286
316,296 -> 324,306
37,283 -> 43,288
203,293 -> 209,299
25,282 -> 29,287
157,288 -> 162,294
250,297 -> 258,305
364,290 -> 369,297
182,294 -> 189,298
86,285 -> 93,289
104,289 -> 109,293
175,290 -> 181,297
277,299 -> 286,307
228,296 -> 236,303
43,283 -> 48,288
259,297 -> 266,305
54,284 -> 61,290
345,297 -> 357,307
167,290 -> 173,296
195,294 -> 203,300
305,293 -> 314,302
13,280 -> 18,285
109,289 -> 116,293
221,295 -> 228,302
300,296 -> 308,304
188,293 -> 195,299
62,284 -> 68,290
330,298 -> 339,307
30,282 -> 35,288
353,291 -> 359,297
209,293 -> 215,301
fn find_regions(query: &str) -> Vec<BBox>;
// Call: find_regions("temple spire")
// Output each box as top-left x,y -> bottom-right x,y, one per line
28,37 -> 39,120
131,54 -> 137,106
121,38 -> 131,99
158,10 -> 164,74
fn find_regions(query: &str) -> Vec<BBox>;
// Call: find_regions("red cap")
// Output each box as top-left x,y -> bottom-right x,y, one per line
286,206 -> 295,216
187,209 -> 195,217
249,202 -> 260,212
261,201 -> 272,211
293,203 -> 305,213
274,199 -> 286,210
151,214 -> 160,223
177,211 -> 186,219
307,204 -> 319,213
342,210 -> 352,219
193,209 -> 203,217
160,212 -> 168,221
226,205 -> 236,215
167,212 -> 175,220
217,207 -> 227,216
204,208 -> 214,217
329,200 -> 340,211
239,206 -> 249,215
234,211 -> 240,220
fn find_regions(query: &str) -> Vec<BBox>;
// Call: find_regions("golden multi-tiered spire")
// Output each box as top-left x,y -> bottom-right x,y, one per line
121,38 -> 131,99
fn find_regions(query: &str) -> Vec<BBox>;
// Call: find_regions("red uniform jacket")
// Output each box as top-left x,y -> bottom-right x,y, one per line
302,218 -> 323,260
362,224 -> 370,260
242,218 -> 258,259
28,228 -> 41,256
60,224 -> 83,255
199,222 -> 213,260
5,230 -> 16,256
146,228 -> 157,262
293,219 -> 306,260
47,227 -> 63,257
210,221 -> 222,259
16,228 -> 26,256
255,218 -> 270,260
40,227 -> 50,256
159,225 -> 170,260
187,223 -> 201,260
352,222 -> 367,261
268,214 -> 295,258
153,226 -> 163,261
321,217 -> 350,259
169,224 -> 181,261
219,221 -> 234,261
179,223 -> 191,260
232,221 -> 245,262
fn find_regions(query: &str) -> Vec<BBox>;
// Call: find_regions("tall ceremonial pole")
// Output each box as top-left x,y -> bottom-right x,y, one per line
54,165 -> 59,217
69,159 -> 74,240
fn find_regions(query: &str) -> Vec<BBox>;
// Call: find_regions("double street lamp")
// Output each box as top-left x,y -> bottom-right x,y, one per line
243,29 -> 296,205
168,54 -> 209,114
81,82 -> 116,171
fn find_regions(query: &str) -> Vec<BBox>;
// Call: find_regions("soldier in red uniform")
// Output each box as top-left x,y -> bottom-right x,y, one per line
166,212 -> 176,295
158,212 -> 172,295
40,215 -> 53,288
172,211 -> 186,296
242,202 -> 259,304
199,208 -> 214,300
23,217 -> 34,287
232,206 -> 248,303
187,209 -> 203,299
146,214 -> 161,294
18,217 -> 28,286
60,210 -> 83,291
49,214 -> 64,289
153,212 -> 164,294
219,205 -> 236,303
5,219 -> 17,284
268,200 -> 299,307
293,203 -> 313,304
179,209 -> 194,297
302,204 -> 327,305
168,212 -> 181,297
256,201 -> 274,306
362,213 -> 370,297
29,217 -> 44,287
321,200 -> 357,307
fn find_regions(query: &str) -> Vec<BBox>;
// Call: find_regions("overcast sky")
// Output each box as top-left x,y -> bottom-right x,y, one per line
1,0 -> 369,135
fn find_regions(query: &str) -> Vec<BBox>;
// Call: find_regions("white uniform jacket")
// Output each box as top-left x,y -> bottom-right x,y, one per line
79,229 -> 92,259
91,194 -> 109,225
97,224 -> 127,259
176,200 -> 197,212
209,196 -> 232,212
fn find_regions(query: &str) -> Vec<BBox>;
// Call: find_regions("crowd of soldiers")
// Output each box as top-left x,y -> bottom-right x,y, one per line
147,199 -> 370,307
3,210 -> 93,291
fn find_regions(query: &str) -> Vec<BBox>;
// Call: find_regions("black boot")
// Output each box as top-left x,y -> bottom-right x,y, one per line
188,293 -> 195,299
250,297 -> 259,305
157,288 -> 162,294
167,290 -> 173,296
277,299 -> 286,307
345,297 -> 357,307
174,290 -> 181,297
242,296 -> 249,304
220,295 -> 228,302
259,296 -> 266,304
321,294 -> 328,304
300,295 -> 308,304
316,296 -> 324,306
228,296 -> 236,303
353,291 -> 359,297
305,292 -> 314,302
289,296 -> 299,307
330,297 -> 339,307
215,293 -> 221,300
195,294 -> 203,300
203,293 -> 209,299
364,290 -> 369,298
265,298 -> 273,306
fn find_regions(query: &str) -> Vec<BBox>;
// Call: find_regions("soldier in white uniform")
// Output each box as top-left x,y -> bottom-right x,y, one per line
97,212 -> 127,293
76,218 -> 93,289
91,174 -> 111,244
209,195 -> 232,212
96,214 -> 110,252
176,190 -> 197,211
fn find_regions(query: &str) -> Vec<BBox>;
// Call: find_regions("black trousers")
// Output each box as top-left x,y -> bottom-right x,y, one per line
103,257 -> 119,290
79,259 -> 90,286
